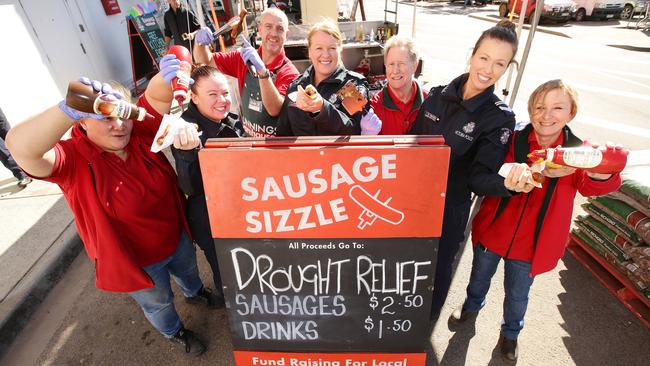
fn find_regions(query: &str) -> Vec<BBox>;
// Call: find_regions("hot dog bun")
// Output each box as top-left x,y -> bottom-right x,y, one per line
304,84 -> 317,99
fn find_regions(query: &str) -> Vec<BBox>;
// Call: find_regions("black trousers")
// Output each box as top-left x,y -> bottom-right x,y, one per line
187,199 -> 224,294
429,202 -> 471,321
0,107 -> 26,180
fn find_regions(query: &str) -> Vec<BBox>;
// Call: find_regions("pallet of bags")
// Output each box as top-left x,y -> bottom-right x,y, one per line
567,232 -> 650,326
574,215 -> 631,265
588,195 -> 650,246
566,173 -> 650,326
581,203 -> 645,246
571,216 -> 650,294
574,214 -> 650,277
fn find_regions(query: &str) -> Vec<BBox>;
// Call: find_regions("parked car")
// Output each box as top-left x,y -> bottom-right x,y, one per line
498,0 -> 576,23
571,0 -> 625,21
622,0 -> 649,19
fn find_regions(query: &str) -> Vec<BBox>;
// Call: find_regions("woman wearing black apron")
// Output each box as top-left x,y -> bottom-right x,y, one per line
172,66 -> 244,302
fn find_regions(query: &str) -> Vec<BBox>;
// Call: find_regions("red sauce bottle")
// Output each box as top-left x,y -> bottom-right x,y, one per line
65,81 -> 150,121
528,146 -> 628,174
166,45 -> 192,110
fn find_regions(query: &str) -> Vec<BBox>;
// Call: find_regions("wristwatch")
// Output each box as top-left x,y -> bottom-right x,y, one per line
258,69 -> 271,79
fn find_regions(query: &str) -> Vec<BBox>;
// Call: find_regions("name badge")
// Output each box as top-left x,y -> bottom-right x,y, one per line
248,99 -> 263,113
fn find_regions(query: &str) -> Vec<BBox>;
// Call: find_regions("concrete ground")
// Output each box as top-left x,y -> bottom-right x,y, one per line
1,187 -> 649,366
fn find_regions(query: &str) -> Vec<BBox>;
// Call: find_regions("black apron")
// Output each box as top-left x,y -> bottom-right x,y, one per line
240,60 -> 288,137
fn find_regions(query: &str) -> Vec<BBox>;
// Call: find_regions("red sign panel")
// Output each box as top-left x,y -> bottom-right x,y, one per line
233,351 -> 426,366
101,0 -> 121,15
199,140 -> 449,239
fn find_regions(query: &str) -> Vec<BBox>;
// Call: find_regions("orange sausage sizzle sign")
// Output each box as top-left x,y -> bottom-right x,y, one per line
200,136 -> 449,239
199,136 -> 449,365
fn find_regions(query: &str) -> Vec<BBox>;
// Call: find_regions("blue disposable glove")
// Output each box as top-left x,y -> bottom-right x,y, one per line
160,54 -> 180,84
360,108 -> 382,135
79,76 -> 123,99
58,77 -> 123,121
239,38 -> 265,72
159,54 -> 194,86
195,26 -> 214,46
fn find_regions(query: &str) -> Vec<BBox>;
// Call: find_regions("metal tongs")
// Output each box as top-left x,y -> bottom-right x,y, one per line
181,15 -> 242,41
212,9 -> 248,39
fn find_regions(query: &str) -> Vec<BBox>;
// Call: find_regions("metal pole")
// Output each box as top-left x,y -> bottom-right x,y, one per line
412,0 -> 417,37
510,0 -> 544,108
503,0 -> 528,104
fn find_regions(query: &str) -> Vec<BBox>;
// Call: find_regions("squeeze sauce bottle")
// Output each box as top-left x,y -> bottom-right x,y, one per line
528,146 -> 628,174
65,81 -> 150,121
166,45 -> 192,110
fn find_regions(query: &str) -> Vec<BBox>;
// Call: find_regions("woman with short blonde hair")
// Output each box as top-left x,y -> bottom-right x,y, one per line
277,18 -> 380,136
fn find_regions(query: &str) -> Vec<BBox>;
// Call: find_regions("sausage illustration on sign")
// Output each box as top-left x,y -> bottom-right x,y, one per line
349,185 -> 405,229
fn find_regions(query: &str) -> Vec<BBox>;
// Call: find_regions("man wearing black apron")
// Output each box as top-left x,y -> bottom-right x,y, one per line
193,7 -> 299,137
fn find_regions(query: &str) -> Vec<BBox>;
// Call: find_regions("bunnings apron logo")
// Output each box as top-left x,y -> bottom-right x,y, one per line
240,154 -> 404,233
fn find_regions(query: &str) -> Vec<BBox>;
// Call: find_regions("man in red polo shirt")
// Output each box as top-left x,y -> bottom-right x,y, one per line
193,7 -> 299,137
370,34 -> 427,135
6,57 -> 219,357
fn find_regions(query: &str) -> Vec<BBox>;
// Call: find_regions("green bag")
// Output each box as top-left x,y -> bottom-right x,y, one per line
574,219 -> 629,263
582,203 -> 643,245
571,229 -> 607,258
620,177 -> 650,209
590,196 -> 650,245
576,215 -> 635,252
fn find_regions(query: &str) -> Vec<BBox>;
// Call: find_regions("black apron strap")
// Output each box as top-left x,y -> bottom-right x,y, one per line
239,59 -> 289,137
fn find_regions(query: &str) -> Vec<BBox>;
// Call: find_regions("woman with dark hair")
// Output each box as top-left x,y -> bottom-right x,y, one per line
172,65 -> 244,302
410,19 -> 523,326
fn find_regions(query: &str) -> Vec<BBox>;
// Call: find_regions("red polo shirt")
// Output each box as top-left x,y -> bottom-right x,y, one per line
371,81 -> 427,135
41,96 -> 186,291
212,47 -> 299,96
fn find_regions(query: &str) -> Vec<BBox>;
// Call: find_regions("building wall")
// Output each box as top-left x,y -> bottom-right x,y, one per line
0,0 -> 241,125
0,1 -> 62,125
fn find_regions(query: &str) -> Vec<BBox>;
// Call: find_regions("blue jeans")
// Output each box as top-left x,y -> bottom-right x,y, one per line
463,243 -> 535,340
128,231 -> 203,337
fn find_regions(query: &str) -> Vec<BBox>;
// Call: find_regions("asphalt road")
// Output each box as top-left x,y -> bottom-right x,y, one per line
370,1 -> 650,151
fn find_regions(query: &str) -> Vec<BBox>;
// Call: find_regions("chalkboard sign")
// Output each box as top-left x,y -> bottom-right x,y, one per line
127,14 -> 166,94
216,237 -> 437,352
199,136 -> 450,361
130,14 -> 166,61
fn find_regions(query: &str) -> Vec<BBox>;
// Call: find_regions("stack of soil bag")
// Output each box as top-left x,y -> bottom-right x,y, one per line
570,171 -> 650,304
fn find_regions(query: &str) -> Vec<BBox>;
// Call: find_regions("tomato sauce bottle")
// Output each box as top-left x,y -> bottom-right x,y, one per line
166,45 -> 192,110
65,81 -> 150,121
528,146 -> 628,174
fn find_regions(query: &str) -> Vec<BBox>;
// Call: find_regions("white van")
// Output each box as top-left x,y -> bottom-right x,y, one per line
571,0 -> 625,20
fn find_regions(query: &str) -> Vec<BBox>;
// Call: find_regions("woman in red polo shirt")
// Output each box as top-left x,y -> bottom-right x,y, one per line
370,34 -> 427,135
6,56 -> 218,357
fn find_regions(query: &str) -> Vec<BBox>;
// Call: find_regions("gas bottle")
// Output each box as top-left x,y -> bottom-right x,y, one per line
65,81 -> 150,121
528,145 -> 628,174
166,45 -> 192,109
